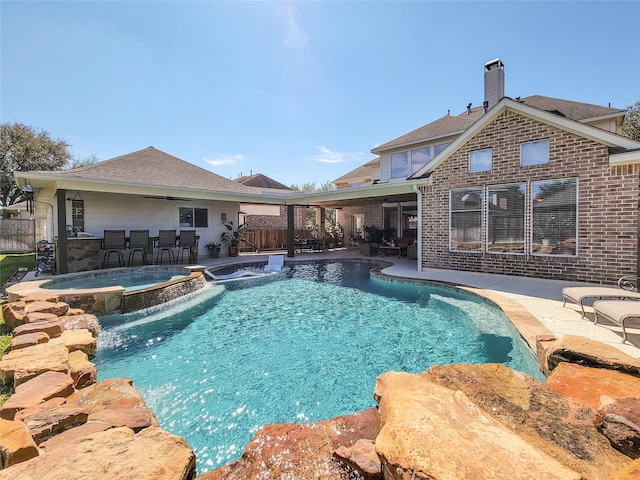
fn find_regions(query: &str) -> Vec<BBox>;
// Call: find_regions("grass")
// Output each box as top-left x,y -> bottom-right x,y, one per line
0,254 -> 34,405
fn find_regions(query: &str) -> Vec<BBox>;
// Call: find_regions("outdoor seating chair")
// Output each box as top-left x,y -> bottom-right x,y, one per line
128,230 -> 149,266
177,230 -> 197,264
156,230 -> 177,264
263,254 -> 284,272
102,230 -> 126,268
592,299 -> 640,343
561,275 -> 640,318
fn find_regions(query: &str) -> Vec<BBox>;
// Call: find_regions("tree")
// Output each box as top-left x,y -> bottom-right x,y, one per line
622,99 -> 640,142
66,153 -> 99,170
0,122 -> 71,209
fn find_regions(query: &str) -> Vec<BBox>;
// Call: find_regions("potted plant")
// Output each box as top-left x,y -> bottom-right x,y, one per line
205,241 -> 221,258
221,221 -> 241,257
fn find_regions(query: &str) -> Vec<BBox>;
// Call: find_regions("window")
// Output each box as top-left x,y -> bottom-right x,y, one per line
521,140 -> 549,166
410,147 -> 431,174
532,179 -> 577,256
391,152 -> 408,179
179,207 -> 208,228
487,183 -> 525,254
469,148 -> 492,173
450,187 -> 482,252
434,143 -> 448,155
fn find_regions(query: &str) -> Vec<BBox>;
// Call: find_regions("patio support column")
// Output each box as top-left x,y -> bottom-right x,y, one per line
287,204 -> 295,257
315,207 -> 326,236
56,188 -> 69,274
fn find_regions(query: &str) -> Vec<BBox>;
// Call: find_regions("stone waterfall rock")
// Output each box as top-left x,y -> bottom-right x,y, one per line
57,313 -> 101,336
545,362 -> 640,409
67,350 -> 97,389
0,426 -> 197,480
598,396 -> 640,459
374,370 -> 583,480
10,331 -> 50,350
0,343 -> 70,388
0,418 -> 39,468
423,363 -> 631,479
21,404 -> 89,444
198,408 -> 381,480
0,371 -> 74,421
12,320 -> 63,339
48,328 -> 97,358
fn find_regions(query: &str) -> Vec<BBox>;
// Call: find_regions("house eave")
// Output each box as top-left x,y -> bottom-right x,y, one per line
371,130 -> 466,155
610,149 -> 640,167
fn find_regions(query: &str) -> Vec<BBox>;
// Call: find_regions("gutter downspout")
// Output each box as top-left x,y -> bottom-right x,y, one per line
413,184 -> 422,272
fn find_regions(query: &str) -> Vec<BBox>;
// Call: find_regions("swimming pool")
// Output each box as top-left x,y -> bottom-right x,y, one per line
93,260 -> 543,474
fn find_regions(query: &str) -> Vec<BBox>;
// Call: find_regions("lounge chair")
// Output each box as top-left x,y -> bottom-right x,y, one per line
592,299 -> 640,343
561,275 -> 640,318
206,269 -> 265,281
263,255 -> 284,273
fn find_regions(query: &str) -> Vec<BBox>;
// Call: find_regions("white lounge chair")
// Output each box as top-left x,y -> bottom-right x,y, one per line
205,269 -> 264,281
263,255 -> 284,273
561,275 -> 640,318
593,299 -> 640,343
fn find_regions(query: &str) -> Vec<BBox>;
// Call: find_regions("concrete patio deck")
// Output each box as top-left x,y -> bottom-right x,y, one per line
200,247 -> 640,358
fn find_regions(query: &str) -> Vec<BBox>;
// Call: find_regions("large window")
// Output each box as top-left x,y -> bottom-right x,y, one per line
521,140 -> 549,166
469,148 -> 492,173
532,179 -> 577,256
410,147 -> 431,174
487,183 -> 525,254
179,207 -> 208,228
450,187 -> 482,252
391,152 -> 409,179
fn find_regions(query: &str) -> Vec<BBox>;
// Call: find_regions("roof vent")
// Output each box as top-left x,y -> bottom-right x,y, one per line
484,58 -> 505,111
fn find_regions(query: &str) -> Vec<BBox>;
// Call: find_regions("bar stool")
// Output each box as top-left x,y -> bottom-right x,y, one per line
177,230 -> 197,264
156,229 -> 177,264
128,230 -> 149,266
102,230 -> 126,268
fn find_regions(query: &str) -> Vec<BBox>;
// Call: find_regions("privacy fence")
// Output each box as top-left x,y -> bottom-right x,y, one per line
0,219 -> 47,253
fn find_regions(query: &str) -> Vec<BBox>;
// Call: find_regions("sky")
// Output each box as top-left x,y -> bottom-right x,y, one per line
2,1 -> 639,188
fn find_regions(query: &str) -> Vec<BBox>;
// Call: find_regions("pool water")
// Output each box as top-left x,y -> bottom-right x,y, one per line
93,261 -> 543,474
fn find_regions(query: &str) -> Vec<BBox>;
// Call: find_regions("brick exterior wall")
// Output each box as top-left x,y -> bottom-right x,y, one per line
421,109 -> 639,284
245,205 -> 307,229
337,206 -> 364,241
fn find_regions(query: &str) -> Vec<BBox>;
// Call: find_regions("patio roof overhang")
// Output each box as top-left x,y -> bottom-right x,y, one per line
13,171 -> 427,208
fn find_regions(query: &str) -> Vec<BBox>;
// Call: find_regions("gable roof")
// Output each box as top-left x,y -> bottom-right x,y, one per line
53,147 -> 258,194
332,163 -> 373,184
409,97 -> 640,180
235,173 -> 292,191
372,107 -> 485,153
374,95 -> 627,155
519,95 -> 625,122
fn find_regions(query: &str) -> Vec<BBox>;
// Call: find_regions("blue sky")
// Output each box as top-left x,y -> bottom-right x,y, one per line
2,1 -> 639,187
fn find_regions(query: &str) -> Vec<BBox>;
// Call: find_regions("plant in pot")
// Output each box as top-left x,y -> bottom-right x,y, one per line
205,241 -> 221,258
221,221 -> 241,257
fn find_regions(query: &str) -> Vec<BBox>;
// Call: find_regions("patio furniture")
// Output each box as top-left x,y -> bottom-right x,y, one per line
264,254 -> 284,272
561,275 -> 640,318
177,230 -> 197,264
102,230 -> 126,268
128,230 -> 150,266
359,241 -> 378,257
592,299 -> 640,343
156,230 -> 177,264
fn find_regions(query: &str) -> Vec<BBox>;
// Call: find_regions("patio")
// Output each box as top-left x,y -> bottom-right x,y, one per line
201,247 -> 640,358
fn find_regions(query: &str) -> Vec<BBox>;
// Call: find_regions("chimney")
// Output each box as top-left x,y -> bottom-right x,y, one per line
484,58 -> 504,111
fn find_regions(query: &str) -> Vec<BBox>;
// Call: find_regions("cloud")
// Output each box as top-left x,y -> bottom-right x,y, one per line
310,146 -> 365,164
204,153 -> 244,166
285,4 -> 308,48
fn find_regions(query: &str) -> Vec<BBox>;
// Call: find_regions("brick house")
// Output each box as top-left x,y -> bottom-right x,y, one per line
348,59 -> 640,283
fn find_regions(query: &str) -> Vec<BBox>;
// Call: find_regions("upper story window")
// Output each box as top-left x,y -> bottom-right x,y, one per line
410,147 -> 431,174
391,152 -> 409,179
469,148 -> 492,173
348,181 -> 365,188
179,207 -> 208,228
521,139 -> 549,166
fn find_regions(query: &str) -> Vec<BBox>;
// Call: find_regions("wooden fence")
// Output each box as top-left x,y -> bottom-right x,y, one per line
239,229 -> 312,252
0,219 -> 47,253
